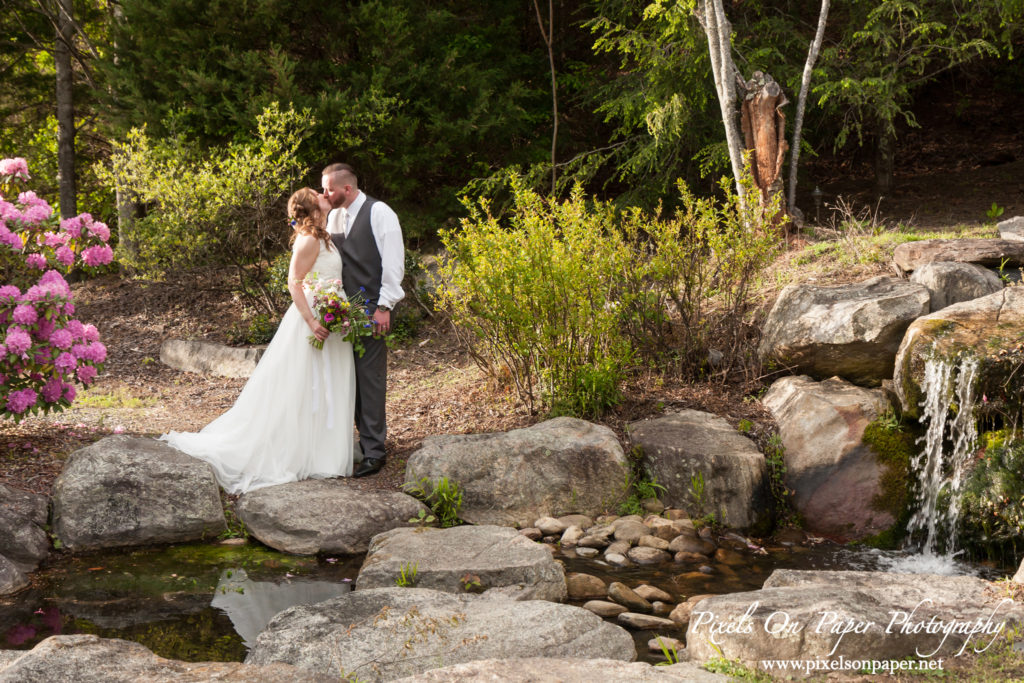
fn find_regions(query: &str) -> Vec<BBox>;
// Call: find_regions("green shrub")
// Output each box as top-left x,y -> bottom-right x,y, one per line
403,477 -> 464,528
437,172 -> 780,416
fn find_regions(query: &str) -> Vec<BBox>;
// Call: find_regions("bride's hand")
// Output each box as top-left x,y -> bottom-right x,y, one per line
307,318 -> 329,342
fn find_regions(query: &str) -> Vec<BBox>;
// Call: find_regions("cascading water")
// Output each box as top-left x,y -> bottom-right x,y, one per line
888,353 -> 981,574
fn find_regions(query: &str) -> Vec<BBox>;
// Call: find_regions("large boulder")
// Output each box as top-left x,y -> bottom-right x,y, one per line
160,339 -> 266,378
627,411 -> 768,530
236,479 -> 428,555
894,287 -> 1024,418
1000,216 -> 1024,242
357,525 -> 566,601
392,658 -> 728,682
759,276 -> 930,386
909,261 -> 1003,312
0,507 -> 49,573
404,418 -> 629,527
0,554 -> 27,596
0,635 -> 332,682
52,437 -> 226,551
245,587 -> 636,681
686,570 -> 1024,671
893,238 -> 1024,274
0,483 -> 48,527
762,376 -> 896,540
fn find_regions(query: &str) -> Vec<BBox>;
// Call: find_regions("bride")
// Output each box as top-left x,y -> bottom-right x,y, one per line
161,188 -> 355,493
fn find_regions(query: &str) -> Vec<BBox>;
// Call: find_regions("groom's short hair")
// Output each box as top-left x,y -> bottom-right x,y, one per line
322,163 -> 357,188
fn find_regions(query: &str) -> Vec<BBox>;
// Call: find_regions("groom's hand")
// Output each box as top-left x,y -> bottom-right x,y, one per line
372,309 -> 391,336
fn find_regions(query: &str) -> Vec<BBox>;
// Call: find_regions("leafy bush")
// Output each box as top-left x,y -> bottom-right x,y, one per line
0,158 -> 110,422
437,173 -> 780,416
99,103 -> 311,316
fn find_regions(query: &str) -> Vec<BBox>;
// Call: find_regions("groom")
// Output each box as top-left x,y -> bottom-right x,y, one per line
322,163 -> 405,477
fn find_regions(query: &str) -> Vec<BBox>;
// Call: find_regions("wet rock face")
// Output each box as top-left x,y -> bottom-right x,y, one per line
894,287 -> 1024,419
758,276 -> 930,386
357,525 -> 567,601
245,587 -> 636,680
628,410 -> 769,531
404,417 -> 629,527
762,376 -> 895,540
52,436 -> 227,551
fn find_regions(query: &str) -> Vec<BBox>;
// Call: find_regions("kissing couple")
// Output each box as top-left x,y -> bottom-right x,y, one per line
161,163 -> 405,491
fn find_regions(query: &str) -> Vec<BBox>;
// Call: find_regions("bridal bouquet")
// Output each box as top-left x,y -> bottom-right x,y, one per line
305,275 -> 373,356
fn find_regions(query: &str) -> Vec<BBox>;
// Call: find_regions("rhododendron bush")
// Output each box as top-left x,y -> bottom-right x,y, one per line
1,157 -> 112,422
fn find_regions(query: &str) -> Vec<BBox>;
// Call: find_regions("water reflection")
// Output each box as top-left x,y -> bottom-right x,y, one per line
211,568 -> 352,647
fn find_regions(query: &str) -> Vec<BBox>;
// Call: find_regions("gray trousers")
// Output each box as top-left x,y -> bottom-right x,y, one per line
354,333 -> 387,462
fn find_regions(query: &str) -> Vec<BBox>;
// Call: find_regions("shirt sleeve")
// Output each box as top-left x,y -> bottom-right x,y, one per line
370,201 -> 405,309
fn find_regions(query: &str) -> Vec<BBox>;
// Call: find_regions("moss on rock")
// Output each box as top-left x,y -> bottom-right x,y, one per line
859,418 -> 920,549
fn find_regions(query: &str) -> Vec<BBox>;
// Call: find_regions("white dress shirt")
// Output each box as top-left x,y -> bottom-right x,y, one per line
327,191 -> 405,310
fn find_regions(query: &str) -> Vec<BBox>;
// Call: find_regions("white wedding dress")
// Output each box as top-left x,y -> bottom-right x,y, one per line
161,241 -> 355,494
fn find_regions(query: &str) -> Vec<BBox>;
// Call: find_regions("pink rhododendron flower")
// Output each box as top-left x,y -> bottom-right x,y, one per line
5,327 -> 32,355
63,301 -> 75,315
41,377 -> 63,403
18,191 -> 44,206
25,253 -> 47,270
65,319 -> 85,339
43,231 -> 68,247
81,244 -> 113,267
87,221 -> 110,242
62,383 -> 76,402
83,324 -> 99,342
22,204 -> 52,223
5,388 -> 37,414
34,318 -> 54,341
12,304 -> 38,326
59,215 -> 83,238
55,246 -> 74,267
0,228 -> 23,250
54,351 -> 76,373
77,365 -> 97,384
0,157 -> 30,180
49,328 -> 73,349
0,285 -> 20,300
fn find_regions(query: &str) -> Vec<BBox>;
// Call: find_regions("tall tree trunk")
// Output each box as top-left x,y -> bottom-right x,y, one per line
787,0 -> 830,213
55,0 -> 77,218
532,0 -> 558,194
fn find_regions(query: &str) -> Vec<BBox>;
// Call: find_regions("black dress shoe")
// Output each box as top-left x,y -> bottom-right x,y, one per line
353,458 -> 385,478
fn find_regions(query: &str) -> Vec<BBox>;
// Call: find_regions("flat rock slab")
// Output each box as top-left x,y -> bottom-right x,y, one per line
999,216 -> 1024,242
762,376 -> 894,540
404,417 -> 628,527
52,437 -> 226,551
392,658 -> 729,682
160,339 -> 266,378
246,587 -> 636,681
237,479 -> 428,555
894,287 -> 1024,418
893,238 -> 1024,274
909,261 -> 1003,312
686,570 -> 1024,670
0,635 -> 333,682
357,525 -> 566,601
628,410 -> 767,530
758,276 -> 930,386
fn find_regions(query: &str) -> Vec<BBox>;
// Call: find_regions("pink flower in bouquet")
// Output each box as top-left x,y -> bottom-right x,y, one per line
54,351 -> 76,373
87,221 -> 110,242
5,388 -> 37,414
77,365 -> 97,384
324,313 -> 335,323
49,328 -> 73,349
0,157 -> 30,180
83,324 -> 99,342
5,327 -> 31,355
25,253 -> 47,270
41,377 -> 63,403
12,304 -> 38,326
55,246 -> 74,267
81,244 -> 113,267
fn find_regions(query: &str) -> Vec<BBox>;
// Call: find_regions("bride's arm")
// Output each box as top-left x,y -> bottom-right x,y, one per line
288,234 -> 329,342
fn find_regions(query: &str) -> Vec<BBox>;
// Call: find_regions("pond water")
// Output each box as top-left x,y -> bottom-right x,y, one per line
0,537 -> 1006,665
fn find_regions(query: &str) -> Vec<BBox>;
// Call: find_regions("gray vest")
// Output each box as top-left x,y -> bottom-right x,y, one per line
331,197 -> 382,305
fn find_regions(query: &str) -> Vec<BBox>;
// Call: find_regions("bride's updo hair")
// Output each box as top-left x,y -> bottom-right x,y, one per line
287,188 -> 330,246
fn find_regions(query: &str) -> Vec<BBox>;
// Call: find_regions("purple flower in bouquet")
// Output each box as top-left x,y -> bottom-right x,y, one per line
12,304 -> 37,326
324,313 -> 335,323
49,328 -> 73,349
5,327 -> 31,356
5,388 -> 37,414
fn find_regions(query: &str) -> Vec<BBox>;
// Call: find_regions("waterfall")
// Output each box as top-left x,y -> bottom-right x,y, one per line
903,354 -> 980,565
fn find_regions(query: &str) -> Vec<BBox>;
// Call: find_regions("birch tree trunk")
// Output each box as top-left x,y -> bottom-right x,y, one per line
787,0 -> 830,214
55,0 -> 77,218
699,0 -> 746,205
